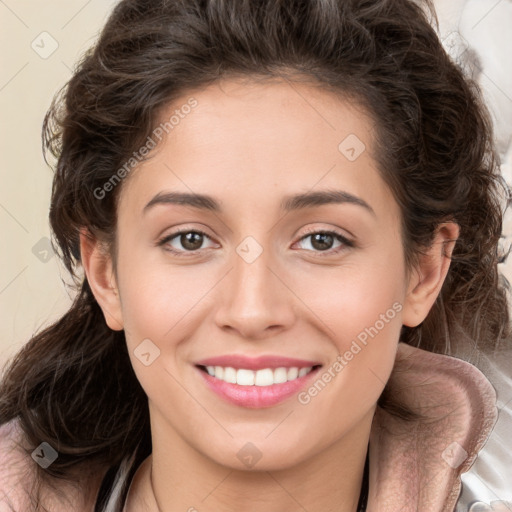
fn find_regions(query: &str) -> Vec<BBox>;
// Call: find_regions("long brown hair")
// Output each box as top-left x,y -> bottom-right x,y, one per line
1,0 -> 509,510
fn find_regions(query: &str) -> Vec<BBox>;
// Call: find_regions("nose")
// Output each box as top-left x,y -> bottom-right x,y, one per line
213,242 -> 296,340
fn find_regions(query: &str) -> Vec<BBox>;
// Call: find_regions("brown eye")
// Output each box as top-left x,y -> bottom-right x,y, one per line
158,229 -> 216,256
178,231 -> 204,251
295,229 -> 354,256
308,232 -> 335,251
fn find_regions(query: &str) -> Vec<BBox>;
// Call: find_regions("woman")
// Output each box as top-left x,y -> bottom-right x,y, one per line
0,0 -> 509,510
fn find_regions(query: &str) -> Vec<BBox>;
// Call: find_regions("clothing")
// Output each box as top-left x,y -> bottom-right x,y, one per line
457,347 -> 512,509
365,343 -> 498,510
0,342 -> 498,511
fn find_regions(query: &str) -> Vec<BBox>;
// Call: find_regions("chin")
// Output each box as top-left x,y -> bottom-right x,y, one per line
200,436 -> 317,472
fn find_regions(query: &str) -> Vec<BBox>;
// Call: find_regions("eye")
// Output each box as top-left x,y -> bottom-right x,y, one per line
157,227 -> 354,258
157,229 -> 217,256
294,229 -> 354,256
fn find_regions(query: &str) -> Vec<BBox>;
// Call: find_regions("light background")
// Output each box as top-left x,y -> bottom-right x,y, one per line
1,0 -> 511,509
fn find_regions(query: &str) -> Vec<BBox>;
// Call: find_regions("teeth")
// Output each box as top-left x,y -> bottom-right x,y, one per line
273,367 -> 288,384
214,366 -> 224,380
287,367 -> 299,380
298,367 -> 310,377
237,369 -> 255,385
254,368 -> 273,386
204,365 -> 315,386
223,366 -> 237,383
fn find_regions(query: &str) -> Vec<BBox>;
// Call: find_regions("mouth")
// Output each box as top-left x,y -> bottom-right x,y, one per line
194,359 -> 323,408
196,364 -> 322,386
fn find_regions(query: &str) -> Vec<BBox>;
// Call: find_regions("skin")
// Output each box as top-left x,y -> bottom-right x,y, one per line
81,77 -> 459,512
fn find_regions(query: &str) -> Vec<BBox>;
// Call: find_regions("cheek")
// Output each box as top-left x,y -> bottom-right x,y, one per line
114,253 -> 224,400
116,242 -> 213,339
293,249 -> 405,412
296,285 -> 403,443
292,251 -> 406,344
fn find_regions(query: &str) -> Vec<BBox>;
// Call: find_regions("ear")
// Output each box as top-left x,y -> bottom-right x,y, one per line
79,229 -> 124,331
401,222 -> 459,328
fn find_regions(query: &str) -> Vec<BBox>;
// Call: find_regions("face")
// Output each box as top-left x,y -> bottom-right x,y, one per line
86,77 -> 448,472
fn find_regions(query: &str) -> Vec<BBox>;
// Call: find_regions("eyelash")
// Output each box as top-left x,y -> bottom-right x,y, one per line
157,227 -> 354,258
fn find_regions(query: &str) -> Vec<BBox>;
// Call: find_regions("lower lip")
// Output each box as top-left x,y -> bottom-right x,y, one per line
195,366 -> 322,408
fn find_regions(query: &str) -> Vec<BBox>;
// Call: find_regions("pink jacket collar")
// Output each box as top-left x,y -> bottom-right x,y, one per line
367,342 -> 498,511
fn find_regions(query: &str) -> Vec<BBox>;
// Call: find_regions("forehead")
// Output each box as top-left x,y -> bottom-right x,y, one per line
118,77 -> 395,220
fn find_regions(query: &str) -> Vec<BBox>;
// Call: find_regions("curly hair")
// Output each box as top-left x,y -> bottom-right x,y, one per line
0,0 -> 509,510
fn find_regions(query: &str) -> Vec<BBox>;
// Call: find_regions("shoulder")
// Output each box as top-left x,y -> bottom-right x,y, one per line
0,418 -> 36,511
368,343 -> 498,511
0,418 -> 104,512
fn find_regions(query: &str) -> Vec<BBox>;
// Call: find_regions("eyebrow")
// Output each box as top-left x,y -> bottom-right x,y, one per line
143,189 -> 375,216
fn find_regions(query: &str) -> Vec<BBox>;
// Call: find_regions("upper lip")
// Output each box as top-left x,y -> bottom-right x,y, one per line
195,355 -> 322,370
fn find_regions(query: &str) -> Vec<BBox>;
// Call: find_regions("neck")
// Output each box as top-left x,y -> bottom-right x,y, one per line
126,405 -> 373,512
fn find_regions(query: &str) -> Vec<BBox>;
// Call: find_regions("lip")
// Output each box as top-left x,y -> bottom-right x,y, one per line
195,354 -> 322,370
195,363 -> 322,409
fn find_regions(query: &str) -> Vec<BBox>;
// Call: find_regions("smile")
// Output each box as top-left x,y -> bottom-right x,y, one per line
194,354 -> 323,408
199,365 -> 317,386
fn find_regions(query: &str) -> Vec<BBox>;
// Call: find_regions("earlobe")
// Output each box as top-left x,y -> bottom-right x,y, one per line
401,222 -> 459,327
79,229 -> 124,331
